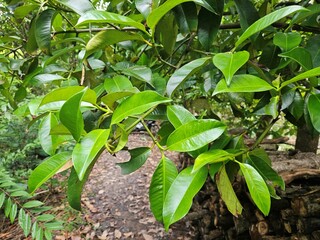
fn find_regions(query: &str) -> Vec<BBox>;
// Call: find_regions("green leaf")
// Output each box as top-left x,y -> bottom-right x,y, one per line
26,17 -> 38,54
279,47 -> 313,70
120,66 -> 153,86
40,86 -> 97,106
23,200 -> 44,209
111,91 -> 171,124
32,221 -> 43,240
36,214 -> 55,222
85,30 -> 147,58
77,10 -> 147,33
255,96 -> 279,119
14,4 -> 38,19
149,156 -> 178,222
68,166 -> 94,211
280,66 -> 320,89
116,147 -> 151,174
167,105 -> 195,129
246,154 -> 285,190
44,221 -> 63,230
174,2 -> 198,35
35,9 -> 56,54
216,165 -> 243,216
239,162 -> 271,216
197,6 -> 222,50
163,166 -> 208,230
73,129 -> 109,180
4,198 -> 12,217
104,75 -> 133,93
235,6 -> 307,48
10,203 -> 18,223
101,89 -> 138,109
10,190 -> 30,197
167,57 -> 211,97
234,0 -> 260,30
18,209 -> 31,237
167,119 -> 226,152
28,152 -> 72,194
212,51 -> 250,86
307,94 -> 320,133
193,149 -> 235,173
44,229 -> 53,240
38,113 -> 61,155
306,35 -> 320,67
213,75 -> 275,95
273,32 -> 302,52
0,193 -> 5,208
60,88 -> 88,142
55,0 -> 94,15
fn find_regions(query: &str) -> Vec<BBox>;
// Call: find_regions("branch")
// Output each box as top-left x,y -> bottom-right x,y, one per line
52,27 -> 143,36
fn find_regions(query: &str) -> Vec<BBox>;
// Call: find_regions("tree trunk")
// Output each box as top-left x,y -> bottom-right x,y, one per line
295,124 -> 319,153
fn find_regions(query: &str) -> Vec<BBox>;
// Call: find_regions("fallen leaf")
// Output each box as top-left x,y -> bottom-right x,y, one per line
98,230 -> 108,240
114,229 -> 122,239
143,233 -> 153,240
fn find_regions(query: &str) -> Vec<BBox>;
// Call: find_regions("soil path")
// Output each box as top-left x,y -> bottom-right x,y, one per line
79,133 -> 196,240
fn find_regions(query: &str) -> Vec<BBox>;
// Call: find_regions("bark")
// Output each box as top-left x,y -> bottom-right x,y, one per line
295,124 -> 319,153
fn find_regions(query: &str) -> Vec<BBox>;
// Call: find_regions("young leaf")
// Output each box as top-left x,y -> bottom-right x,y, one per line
216,165 -> 243,216
149,156 -> 178,222
111,91 -> 171,124
193,149 -> 234,173
273,32 -> 302,52
163,166 -> 208,230
307,94 -> 320,133
212,51 -> 250,86
73,129 -> 110,180
213,74 -> 275,95
18,209 -> 31,237
28,152 -> 72,193
235,6 -> 307,48
59,88 -> 88,142
116,147 -> 151,174
55,0 -> 94,15
35,9 -> 56,54
167,57 -> 211,97
77,10 -> 147,33
85,30 -> 147,58
167,105 -> 195,129
166,119 -> 226,152
239,162 -> 271,216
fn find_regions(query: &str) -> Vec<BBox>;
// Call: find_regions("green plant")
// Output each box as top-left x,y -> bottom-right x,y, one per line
0,167 -> 63,239
1,0 -> 320,234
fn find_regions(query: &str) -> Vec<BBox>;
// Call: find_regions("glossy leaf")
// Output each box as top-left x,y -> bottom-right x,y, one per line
216,165 -> 243,216
213,75 -> 275,95
167,57 -> 211,97
135,0 -> 159,18
40,86 -> 96,106
280,66 -> 320,88
73,129 -> 109,180
212,51 -> 250,86
60,88 -> 88,142
28,152 -> 72,194
167,119 -> 226,152
279,47 -> 313,70
306,35 -> 320,67
101,89 -> 138,109
77,10 -> 147,33
111,91 -> 171,124
121,66 -> 153,86
307,94 -> 320,132
236,6 -> 307,48
167,105 -> 195,129
193,149 -> 234,173
55,0 -> 94,15
104,75 -> 133,93
18,209 -> 31,237
163,166 -> 208,230
149,156 -> 178,222
273,32 -> 302,52
117,147 -> 151,174
239,162 -> 271,216
26,17 -> 38,54
174,2 -> 198,35
85,30 -> 147,58
234,0 -> 260,30
198,4 -> 223,50
35,9 -> 56,54
38,113 -> 61,155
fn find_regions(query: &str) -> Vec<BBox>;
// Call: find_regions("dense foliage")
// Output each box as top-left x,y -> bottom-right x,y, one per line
1,0 -> 320,238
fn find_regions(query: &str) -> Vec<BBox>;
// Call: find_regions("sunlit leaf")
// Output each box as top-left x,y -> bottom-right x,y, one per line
167,105 -> 195,129
55,0 -> 94,15
307,94 -> 320,133
18,209 -> 31,237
